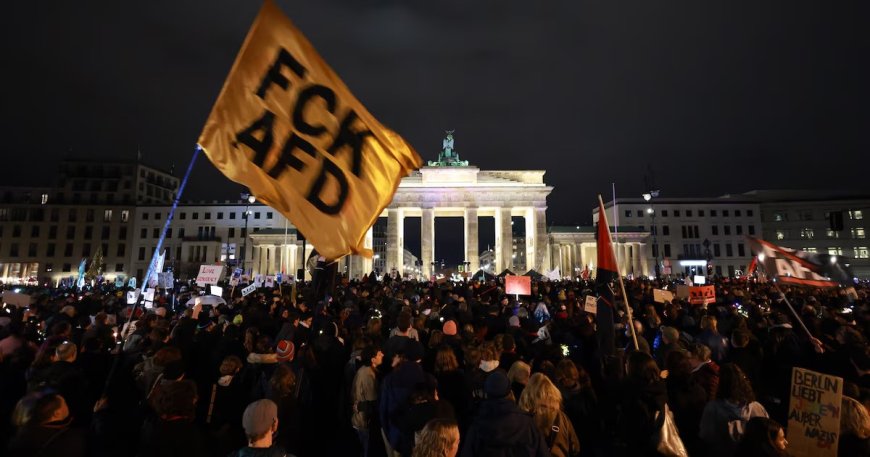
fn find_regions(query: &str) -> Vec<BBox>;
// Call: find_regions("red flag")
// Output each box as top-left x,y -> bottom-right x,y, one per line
596,203 -> 619,274
595,199 -> 619,357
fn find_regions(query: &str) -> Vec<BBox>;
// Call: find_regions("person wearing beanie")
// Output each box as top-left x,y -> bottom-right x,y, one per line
442,319 -> 458,336
461,369 -> 549,457
228,399 -> 291,457
275,340 -> 295,363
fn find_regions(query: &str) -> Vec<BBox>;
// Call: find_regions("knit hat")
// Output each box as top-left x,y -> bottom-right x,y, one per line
484,369 -> 511,399
232,314 -> 244,325
508,315 -> 521,328
442,320 -> 457,336
242,399 -> 278,438
276,339 -> 295,362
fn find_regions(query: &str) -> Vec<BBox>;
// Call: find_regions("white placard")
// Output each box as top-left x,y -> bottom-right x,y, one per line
241,283 -> 257,297
210,285 -> 223,297
265,275 -> 275,288
126,288 -> 141,305
195,265 -> 224,286
693,275 -> 706,285
584,295 -> 598,314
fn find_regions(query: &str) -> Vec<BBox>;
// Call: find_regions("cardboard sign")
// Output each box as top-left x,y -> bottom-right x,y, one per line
653,289 -> 675,304
195,265 -> 224,286
1,291 -> 31,308
114,277 -> 124,288
689,285 -> 716,305
787,367 -> 842,457
241,283 -> 257,297
265,275 -> 275,288
157,272 -> 174,289
505,275 -> 532,296
675,284 -> 690,299
584,295 -> 598,314
128,277 -> 137,289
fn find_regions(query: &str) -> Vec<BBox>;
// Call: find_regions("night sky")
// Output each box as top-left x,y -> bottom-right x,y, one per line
3,1 -> 869,254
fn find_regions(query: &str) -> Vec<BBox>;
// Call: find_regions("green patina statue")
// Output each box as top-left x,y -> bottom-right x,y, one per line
428,130 -> 469,167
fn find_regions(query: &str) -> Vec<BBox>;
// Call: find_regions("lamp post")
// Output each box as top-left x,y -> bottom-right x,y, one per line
643,191 -> 661,279
240,192 -> 256,276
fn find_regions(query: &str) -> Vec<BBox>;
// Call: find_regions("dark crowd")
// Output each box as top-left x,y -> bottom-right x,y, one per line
1,273 -> 869,457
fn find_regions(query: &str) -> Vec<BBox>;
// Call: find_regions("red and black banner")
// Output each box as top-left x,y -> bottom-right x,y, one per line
746,236 -> 855,288
595,201 -> 619,357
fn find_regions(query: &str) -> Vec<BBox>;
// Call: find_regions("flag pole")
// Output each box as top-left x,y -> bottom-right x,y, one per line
751,253 -> 816,342
599,195 -> 639,351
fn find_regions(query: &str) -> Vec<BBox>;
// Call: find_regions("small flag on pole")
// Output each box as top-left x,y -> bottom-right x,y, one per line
595,200 -> 619,357
746,236 -> 855,287
198,0 -> 422,261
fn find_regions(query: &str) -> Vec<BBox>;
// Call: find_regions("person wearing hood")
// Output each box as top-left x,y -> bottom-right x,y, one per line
460,369 -> 549,457
614,351 -> 668,457
7,391 -> 86,457
699,363 -> 769,457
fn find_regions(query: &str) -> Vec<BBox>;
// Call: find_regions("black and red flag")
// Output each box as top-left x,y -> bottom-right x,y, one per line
595,200 -> 620,357
746,236 -> 855,287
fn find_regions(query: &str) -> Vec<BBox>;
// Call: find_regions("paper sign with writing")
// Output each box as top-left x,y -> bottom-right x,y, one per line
675,284 -> 690,299
653,289 -> 675,304
787,367 -> 842,457
195,265 -> 224,286
584,295 -> 598,314
689,285 -> 716,305
126,288 -> 141,305
241,284 -> 257,297
210,285 -> 223,297
157,272 -> 174,289
265,275 -> 275,288
505,275 -> 531,296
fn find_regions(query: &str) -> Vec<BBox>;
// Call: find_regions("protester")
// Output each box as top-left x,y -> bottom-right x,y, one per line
699,363 -> 769,457
411,418 -> 460,457
734,417 -> 789,457
518,372 -> 581,457
7,391 -> 86,457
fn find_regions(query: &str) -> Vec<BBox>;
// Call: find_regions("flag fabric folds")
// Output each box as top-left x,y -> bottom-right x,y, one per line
746,236 -> 855,287
198,0 -> 422,261
595,201 -> 619,357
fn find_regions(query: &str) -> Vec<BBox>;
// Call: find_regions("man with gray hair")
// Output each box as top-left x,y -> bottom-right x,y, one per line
29,342 -> 90,425
689,343 -> 720,401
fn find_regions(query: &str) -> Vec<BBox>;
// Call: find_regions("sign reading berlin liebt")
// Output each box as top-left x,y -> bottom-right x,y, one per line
198,0 -> 422,261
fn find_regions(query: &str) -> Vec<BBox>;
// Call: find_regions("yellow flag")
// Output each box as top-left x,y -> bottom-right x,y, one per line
198,0 -> 422,260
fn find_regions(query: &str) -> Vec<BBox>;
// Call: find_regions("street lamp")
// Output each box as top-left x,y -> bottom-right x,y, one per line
241,192 -> 256,275
643,190 -> 661,278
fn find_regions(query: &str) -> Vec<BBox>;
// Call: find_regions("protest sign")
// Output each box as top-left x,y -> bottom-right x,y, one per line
210,285 -> 223,297
584,295 -> 597,314
265,275 -> 275,288
241,284 -> 257,297
195,265 -> 224,286
505,275 -> 531,296
126,288 -> 141,305
787,367 -> 842,457
1,291 -> 31,308
157,272 -> 174,289
115,277 -> 124,288
675,284 -> 690,299
653,289 -> 675,304
689,285 -> 716,305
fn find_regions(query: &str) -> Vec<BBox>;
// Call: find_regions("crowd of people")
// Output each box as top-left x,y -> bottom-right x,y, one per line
1,272 -> 869,457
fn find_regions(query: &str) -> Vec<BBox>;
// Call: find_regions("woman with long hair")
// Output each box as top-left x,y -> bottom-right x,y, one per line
554,359 -> 601,457
411,419 -> 460,457
840,396 -> 870,457
615,350 -> 668,457
735,417 -> 789,457
699,363 -> 769,457
433,346 -> 471,431
518,373 -> 581,457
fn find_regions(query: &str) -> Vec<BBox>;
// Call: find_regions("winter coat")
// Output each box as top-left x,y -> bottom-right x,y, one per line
614,379 -> 668,457
379,361 -> 425,450
691,361 -> 720,402
351,365 -> 378,430
698,400 -> 768,457
7,423 -> 86,457
460,397 -> 550,457
665,375 -> 707,455
697,330 -> 729,363
544,409 -> 581,457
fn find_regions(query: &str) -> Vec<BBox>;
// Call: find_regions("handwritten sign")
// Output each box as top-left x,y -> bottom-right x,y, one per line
126,288 -> 141,305
265,275 -> 275,288
157,272 -> 174,289
675,284 -> 690,299
584,295 -> 597,314
689,285 -> 716,305
241,283 -> 257,297
788,367 -> 842,457
653,289 -> 675,304
195,265 -> 224,286
505,275 -> 531,296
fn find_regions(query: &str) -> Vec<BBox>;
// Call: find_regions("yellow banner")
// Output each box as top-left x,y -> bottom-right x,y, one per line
198,0 -> 421,260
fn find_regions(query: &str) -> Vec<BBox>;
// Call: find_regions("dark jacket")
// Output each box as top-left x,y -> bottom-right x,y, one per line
690,361 -> 720,402
665,375 -> 707,455
614,379 -> 668,457
380,361 -> 425,450
137,417 -> 211,457
228,445 -> 294,457
460,397 -> 550,457
7,424 -> 87,457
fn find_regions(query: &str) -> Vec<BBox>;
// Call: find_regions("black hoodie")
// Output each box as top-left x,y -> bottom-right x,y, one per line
460,397 -> 549,457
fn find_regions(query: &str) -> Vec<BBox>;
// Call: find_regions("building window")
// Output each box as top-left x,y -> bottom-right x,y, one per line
117,244 -> 125,256
713,244 -> 721,257
12,225 -> 21,237
121,210 -> 129,222
120,227 -> 127,239
686,210 -> 693,217
724,225 -> 731,235
101,226 -> 110,239
218,212 -> 224,219
662,225 -> 670,236
776,230 -> 787,240
64,243 -> 73,256
154,212 -> 161,220
726,244 -> 733,257
625,210 -> 631,218
267,212 -> 273,219
82,243 -> 91,257
712,225 -> 719,236
663,244 -> 671,257
735,210 -> 742,217
828,247 -> 844,256
634,210 -> 641,217
827,229 -> 839,239
230,212 -> 236,220
142,212 -> 149,221
63,263 -> 71,272
255,212 -> 261,219
66,226 -> 75,238
50,208 -> 59,222
799,210 -> 814,221
773,212 -> 786,222
180,212 -> 187,220
852,228 -> 865,239
28,243 -> 37,257
661,210 -> 668,217
115,263 -> 124,272
8,243 -> 19,257
45,263 -> 53,272
104,210 -> 113,222
738,243 -> 745,256
736,225 -> 743,235
855,247 -> 869,259
800,228 -> 814,239
86,209 -> 94,222
849,210 -> 864,220
49,226 -> 57,239
241,228 -> 247,238
193,212 -> 199,220
681,226 -> 688,238
84,226 -> 93,238
31,226 -> 40,237
710,210 -> 717,217
229,227 -> 236,238
178,228 -> 185,238
747,210 -> 754,217
698,210 -> 705,217
748,225 -> 756,235
674,210 -> 680,217
140,228 -> 147,238
805,247 -> 818,253
138,247 -> 146,260
205,212 -> 212,220
652,244 -> 658,257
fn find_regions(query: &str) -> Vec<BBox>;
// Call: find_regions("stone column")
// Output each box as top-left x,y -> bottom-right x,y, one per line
464,207 -> 479,273
421,208 -> 434,278
495,208 -> 512,272
534,207 -> 548,272
524,208 -> 536,272
288,245 -> 297,279
638,243 -> 650,276
386,208 -> 404,276
362,227 -> 374,275
268,245 -> 277,275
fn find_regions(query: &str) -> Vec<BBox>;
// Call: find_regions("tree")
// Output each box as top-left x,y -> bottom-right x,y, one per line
86,246 -> 104,280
